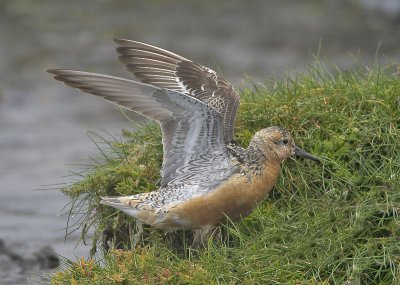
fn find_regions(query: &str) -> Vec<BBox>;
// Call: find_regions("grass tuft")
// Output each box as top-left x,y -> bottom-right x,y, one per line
51,61 -> 400,284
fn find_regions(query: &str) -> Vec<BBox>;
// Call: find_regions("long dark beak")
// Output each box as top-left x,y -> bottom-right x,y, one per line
294,145 -> 320,163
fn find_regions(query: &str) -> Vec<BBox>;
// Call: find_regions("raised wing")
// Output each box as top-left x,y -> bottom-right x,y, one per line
47,69 -> 234,187
114,39 -> 240,143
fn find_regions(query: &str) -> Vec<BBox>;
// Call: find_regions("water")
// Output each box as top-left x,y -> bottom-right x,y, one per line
0,83 -> 132,283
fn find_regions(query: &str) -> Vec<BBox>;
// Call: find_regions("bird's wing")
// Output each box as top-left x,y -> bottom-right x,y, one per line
48,69 -> 235,187
114,39 -> 240,143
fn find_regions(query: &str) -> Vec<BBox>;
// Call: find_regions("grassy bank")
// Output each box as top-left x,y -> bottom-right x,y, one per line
50,61 -> 400,284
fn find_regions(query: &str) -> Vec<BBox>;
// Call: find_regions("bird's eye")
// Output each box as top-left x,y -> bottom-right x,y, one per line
282,139 -> 289,145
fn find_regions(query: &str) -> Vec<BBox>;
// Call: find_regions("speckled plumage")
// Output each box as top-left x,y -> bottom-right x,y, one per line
48,39 -> 319,242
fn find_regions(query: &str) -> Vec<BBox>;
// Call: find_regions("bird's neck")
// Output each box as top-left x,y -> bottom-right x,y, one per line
227,143 -> 282,189
244,145 -> 268,164
242,144 -> 282,203
226,143 -> 282,204
228,143 -> 275,169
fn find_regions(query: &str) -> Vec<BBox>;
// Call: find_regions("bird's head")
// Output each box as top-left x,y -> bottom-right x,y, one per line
250,126 -> 320,163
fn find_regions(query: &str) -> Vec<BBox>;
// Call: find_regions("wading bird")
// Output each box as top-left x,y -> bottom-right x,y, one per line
48,39 -> 319,246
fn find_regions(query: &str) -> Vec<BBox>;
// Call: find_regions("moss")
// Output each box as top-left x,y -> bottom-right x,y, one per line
51,61 -> 400,284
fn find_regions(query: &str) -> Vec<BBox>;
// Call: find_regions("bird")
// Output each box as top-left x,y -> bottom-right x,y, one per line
48,39 -> 320,246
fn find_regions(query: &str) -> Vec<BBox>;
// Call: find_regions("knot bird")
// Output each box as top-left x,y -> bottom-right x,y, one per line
48,39 -> 320,246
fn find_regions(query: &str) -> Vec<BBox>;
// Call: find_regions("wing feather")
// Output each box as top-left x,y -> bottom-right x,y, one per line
48,69 -> 234,187
114,39 -> 240,143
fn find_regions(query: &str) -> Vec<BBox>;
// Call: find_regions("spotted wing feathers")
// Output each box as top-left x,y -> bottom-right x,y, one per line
115,39 -> 240,143
47,69 -> 233,187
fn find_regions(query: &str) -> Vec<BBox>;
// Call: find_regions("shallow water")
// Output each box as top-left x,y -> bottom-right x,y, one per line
1,1 -> 399,283
0,83 -> 132,283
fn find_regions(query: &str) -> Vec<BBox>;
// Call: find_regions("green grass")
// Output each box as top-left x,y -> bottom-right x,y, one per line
50,61 -> 400,284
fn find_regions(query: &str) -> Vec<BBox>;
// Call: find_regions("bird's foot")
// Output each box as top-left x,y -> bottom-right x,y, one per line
131,221 -> 144,247
191,226 -> 218,249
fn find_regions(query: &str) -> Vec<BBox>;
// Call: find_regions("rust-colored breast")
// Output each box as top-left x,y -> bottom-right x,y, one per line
164,164 -> 282,230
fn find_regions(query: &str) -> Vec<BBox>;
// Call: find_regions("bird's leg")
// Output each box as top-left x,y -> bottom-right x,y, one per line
132,221 -> 143,247
192,229 -> 202,248
163,231 -> 175,248
211,226 -> 222,243
192,226 -> 214,248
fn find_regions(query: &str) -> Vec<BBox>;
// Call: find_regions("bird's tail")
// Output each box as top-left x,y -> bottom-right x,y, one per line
100,195 -> 157,226
100,196 -> 144,217
101,195 -> 144,217
100,196 -> 132,208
